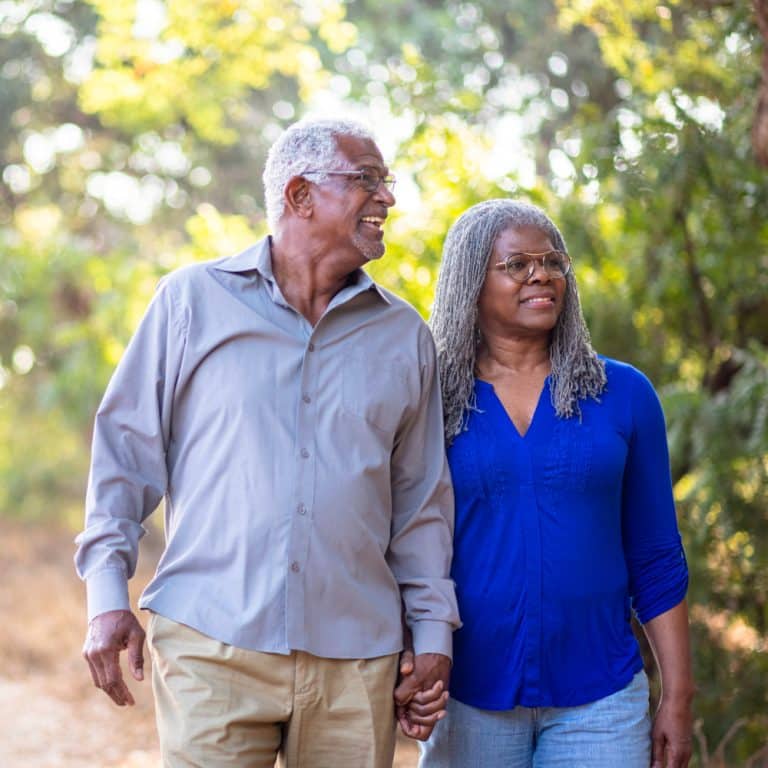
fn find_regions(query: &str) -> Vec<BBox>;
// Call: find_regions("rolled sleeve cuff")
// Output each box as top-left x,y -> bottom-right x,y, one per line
86,568 -> 131,621
411,620 -> 454,660
632,547 -> 689,625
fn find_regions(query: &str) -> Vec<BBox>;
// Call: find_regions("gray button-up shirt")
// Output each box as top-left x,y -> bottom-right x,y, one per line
75,237 -> 459,658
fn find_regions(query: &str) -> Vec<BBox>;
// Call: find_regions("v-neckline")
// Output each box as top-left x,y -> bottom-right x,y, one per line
477,377 -> 549,439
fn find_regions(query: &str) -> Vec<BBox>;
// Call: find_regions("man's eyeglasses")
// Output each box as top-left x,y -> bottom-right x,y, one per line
302,167 -> 396,194
496,251 -> 572,283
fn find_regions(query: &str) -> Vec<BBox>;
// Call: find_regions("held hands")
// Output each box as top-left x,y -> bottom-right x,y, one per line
393,649 -> 451,741
83,609 -> 146,706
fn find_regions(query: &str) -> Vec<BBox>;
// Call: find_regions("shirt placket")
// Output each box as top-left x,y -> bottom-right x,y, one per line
520,444 -> 543,700
285,318 -> 319,649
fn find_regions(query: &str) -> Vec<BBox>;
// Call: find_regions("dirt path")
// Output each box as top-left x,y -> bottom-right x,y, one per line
0,677 -> 159,767
0,520 -> 418,767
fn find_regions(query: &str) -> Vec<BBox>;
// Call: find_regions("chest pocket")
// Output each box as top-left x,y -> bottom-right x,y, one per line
342,353 -> 413,435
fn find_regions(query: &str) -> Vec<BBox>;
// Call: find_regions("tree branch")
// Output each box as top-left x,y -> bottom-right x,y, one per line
673,207 -> 719,367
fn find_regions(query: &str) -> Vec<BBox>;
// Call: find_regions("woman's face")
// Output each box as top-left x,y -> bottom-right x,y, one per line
476,224 -> 567,341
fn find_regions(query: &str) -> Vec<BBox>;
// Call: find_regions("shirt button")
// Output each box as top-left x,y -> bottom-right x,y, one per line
300,448 -> 310,459
297,503 -> 307,515
308,342 -> 315,352
302,394 -> 311,403
290,561 -> 300,573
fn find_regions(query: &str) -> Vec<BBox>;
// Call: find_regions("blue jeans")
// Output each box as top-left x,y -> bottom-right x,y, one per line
419,671 -> 651,768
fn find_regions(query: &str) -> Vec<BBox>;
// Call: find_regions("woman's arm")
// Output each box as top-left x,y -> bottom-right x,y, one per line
619,365 -> 692,765
643,599 -> 694,768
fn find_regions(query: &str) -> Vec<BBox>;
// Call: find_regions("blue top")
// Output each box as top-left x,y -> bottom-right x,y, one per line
448,358 -> 688,709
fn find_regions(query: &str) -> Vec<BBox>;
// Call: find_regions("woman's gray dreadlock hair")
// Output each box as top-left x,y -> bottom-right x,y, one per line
429,199 -> 607,443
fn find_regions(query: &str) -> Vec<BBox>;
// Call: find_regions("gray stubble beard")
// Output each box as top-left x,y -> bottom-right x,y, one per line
353,232 -> 386,262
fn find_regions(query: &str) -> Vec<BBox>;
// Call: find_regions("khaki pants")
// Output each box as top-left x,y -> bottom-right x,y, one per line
147,613 -> 398,768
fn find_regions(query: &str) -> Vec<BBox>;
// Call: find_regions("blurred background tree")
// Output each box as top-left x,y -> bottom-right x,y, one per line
1,0 -> 766,762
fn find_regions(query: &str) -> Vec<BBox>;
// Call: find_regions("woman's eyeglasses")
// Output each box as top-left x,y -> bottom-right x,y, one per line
496,251 -> 571,282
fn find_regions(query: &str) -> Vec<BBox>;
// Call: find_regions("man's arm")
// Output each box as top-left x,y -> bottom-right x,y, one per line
75,278 -> 185,705
387,327 -> 460,737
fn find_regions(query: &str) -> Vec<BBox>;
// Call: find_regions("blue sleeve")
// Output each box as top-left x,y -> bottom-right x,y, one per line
621,367 -> 688,624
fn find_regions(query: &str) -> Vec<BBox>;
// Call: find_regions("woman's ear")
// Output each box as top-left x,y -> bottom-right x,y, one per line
284,176 -> 313,219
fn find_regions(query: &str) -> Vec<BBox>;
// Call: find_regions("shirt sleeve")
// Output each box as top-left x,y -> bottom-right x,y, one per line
621,367 -> 689,624
386,326 -> 461,658
74,278 -> 187,620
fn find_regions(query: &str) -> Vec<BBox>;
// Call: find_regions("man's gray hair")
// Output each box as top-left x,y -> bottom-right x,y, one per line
429,198 -> 607,442
263,118 -> 375,230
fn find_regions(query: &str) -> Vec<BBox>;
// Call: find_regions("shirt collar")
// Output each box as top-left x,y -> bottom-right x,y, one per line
212,236 -> 274,276
213,236 -> 391,305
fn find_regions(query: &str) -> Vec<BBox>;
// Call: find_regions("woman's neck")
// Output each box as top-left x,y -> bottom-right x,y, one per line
476,331 -> 551,380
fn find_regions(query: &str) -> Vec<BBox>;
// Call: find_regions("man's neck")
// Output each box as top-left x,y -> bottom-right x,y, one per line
270,235 -> 361,326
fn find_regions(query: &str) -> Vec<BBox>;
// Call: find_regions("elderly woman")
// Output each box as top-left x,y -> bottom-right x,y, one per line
419,200 -> 693,768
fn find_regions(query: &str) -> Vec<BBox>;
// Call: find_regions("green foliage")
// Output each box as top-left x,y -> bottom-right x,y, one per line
79,0 -> 355,142
1,0 -> 766,761
0,232 -> 162,523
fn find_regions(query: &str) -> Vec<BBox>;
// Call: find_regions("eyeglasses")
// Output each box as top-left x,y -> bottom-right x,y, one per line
496,250 -> 572,282
302,166 -> 396,193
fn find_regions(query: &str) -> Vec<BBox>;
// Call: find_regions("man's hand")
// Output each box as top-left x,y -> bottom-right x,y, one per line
651,693 -> 693,768
83,609 -> 146,706
394,649 -> 451,741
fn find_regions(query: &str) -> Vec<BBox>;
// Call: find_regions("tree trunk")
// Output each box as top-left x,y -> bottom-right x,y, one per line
754,0 -> 768,166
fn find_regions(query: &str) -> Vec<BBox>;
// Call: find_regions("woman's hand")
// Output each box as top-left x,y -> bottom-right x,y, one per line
651,690 -> 694,768
643,600 -> 695,768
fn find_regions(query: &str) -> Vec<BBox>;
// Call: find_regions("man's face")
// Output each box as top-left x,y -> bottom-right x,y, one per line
308,134 -> 396,262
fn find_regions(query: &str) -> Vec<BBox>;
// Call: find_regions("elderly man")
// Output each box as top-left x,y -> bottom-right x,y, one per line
75,118 -> 459,767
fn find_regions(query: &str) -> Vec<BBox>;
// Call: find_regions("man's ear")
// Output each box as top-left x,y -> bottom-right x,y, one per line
284,176 -> 313,219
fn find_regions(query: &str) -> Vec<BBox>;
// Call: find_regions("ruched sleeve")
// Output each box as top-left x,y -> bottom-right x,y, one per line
621,368 -> 688,624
